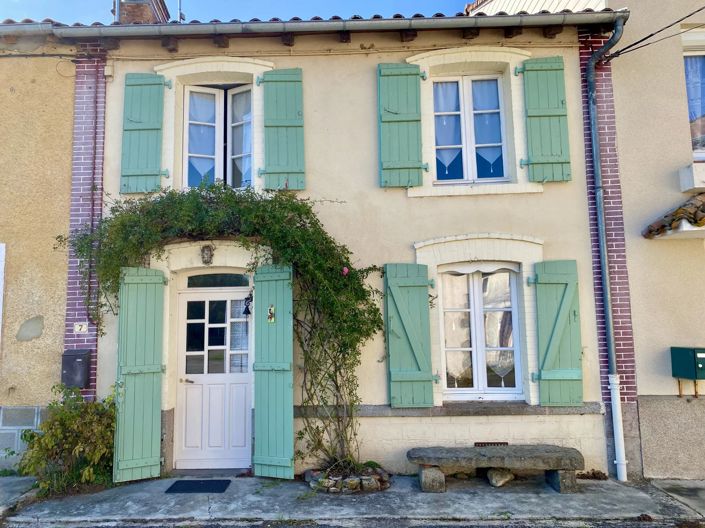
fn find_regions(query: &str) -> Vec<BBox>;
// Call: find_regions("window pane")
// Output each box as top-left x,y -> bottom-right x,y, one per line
433,82 -> 460,113
186,355 -> 204,374
473,112 -> 502,145
446,350 -> 473,388
209,301 -> 226,324
482,272 -> 511,309
435,115 -> 462,146
186,323 -> 205,352
187,301 -> 205,320
188,274 -> 249,288
472,79 -> 500,111
232,156 -> 252,188
231,123 -> 252,156
231,89 -> 252,123
444,312 -> 471,349
208,350 -> 225,374
442,274 -> 469,309
476,147 -> 504,178
685,56 -> 705,150
436,149 -> 464,180
189,91 -> 216,123
230,353 -> 248,373
484,311 -> 513,348
230,322 -> 248,350
208,327 -> 225,347
231,300 -> 246,319
486,349 -> 516,388
188,124 -> 216,156
188,157 -> 215,187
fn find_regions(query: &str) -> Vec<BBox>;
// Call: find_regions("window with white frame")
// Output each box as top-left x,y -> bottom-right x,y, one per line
184,85 -> 253,188
684,56 -> 705,157
441,267 -> 522,399
433,77 -> 507,182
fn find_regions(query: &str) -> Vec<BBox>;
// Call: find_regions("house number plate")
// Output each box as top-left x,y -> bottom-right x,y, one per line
73,322 -> 89,334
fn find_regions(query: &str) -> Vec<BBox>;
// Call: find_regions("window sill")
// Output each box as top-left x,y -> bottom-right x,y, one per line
407,180 -> 543,198
294,401 -> 604,418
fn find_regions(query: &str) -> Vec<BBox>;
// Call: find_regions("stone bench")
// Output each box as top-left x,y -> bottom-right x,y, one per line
407,445 -> 585,493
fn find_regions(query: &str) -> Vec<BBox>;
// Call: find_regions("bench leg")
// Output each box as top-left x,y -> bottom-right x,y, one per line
545,470 -> 578,493
419,466 -> 446,493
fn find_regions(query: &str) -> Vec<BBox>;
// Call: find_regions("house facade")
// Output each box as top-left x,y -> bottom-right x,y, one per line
0,0 -> 637,479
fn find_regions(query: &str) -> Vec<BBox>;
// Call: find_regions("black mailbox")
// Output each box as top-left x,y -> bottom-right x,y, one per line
61,349 -> 91,389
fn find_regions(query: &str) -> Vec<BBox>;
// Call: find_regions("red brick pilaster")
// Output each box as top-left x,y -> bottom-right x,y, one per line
63,42 -> 106,400
579,30 -> 637,403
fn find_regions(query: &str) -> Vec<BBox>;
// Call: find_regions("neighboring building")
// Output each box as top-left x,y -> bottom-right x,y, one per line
0,36 -> 75,458
606,0 -> 705,479
0,0 -> 634,480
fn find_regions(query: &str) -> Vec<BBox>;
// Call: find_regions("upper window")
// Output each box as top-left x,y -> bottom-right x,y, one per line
685,56 -> 705,156
433,77 -> 507,183
441,269 -> 522,398
184,85 -> 253,188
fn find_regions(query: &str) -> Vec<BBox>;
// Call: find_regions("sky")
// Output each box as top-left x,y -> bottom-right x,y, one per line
0,0 -> 466,24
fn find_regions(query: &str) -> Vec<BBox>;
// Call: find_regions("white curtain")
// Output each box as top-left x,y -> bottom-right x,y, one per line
434,82 -> 462,174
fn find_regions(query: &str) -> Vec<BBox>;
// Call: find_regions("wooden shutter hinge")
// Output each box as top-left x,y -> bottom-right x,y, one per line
531,372 -> 540,382
160,169 -> 170,179
433,372 -> 440,384
428,278 -> 435,288
420,70 -> 428,80
520,159 -> 529,168
164,79 -> 172,89
514,65 -> 525,76
527,274 -> 538,286
161,364 -> 166,373
256,76 -> 263,86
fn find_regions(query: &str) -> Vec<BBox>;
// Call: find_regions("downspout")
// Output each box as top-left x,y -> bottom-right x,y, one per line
586,17 -> 627,482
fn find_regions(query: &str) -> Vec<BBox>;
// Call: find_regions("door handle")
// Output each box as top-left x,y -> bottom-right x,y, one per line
179,378 -> 195,384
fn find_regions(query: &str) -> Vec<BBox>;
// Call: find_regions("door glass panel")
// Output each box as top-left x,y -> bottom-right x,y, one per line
230,300 -> 246,318
446,350 -> 473,388
208,327 -> 225,347
436,148 -> 463,180
486,349 -> 516,388
230,353 -> 248,373
208,350 -> 225,374
484,311 -> 513,348
187,301 -> 205,320
231,123 -> 252,156
231,89 -> 252,123
473,112 -> 502,145
188,157 -> 215,187
188,124 -> 216,156
433,81 -> 460,113
209,301 -> 226,324
186,355 -> 204,374
472,79 -> 500,111
435,115 -> 462,146
476,146 -> 504,179
186,323 -> 205,352
232,156 -> 252,188
442,273 -> 469,309
230,322 -> 248,350
444,312 -> 471,349
188,274 -> 248,288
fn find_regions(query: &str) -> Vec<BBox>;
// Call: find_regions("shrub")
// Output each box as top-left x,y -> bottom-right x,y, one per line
19,385 -> 115,495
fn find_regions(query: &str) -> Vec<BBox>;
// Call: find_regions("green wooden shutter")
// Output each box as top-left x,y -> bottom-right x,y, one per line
113,267 -> 165,483
120,73 -> 166,194
261,69 -> 305,190
384,263 -> 435,407
519,57 -> 571,182
378,64 -> 425,188
253,265 -> 294,479
533,260 -> 583,406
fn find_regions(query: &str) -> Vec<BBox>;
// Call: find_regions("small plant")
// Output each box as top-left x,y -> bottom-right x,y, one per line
18,385 -> 115,496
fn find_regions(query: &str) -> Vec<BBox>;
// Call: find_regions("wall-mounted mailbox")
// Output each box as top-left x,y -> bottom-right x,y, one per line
671,347 -> 705,380
61,349 -> 91,389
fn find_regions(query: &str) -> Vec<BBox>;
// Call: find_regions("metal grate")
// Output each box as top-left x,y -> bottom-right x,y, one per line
474,441 -> 509,447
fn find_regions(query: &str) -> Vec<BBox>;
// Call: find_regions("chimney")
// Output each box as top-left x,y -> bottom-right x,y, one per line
117,0 -> 170,24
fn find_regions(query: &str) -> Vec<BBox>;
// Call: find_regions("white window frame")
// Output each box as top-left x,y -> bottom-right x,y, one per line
183,85 -> 254,189
226,85 -> 254,189
439,268 -> 523,401
433,75 -> 509,184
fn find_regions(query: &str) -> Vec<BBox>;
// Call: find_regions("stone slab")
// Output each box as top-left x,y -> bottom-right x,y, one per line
0,477 -> 36,517
407,445 -> 585,471
6,476 -> 699,527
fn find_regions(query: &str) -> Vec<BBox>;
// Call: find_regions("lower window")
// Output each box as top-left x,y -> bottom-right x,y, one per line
441,268 -> 522,399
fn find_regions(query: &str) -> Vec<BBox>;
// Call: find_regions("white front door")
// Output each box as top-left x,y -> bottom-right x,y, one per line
175,291 -> 252,469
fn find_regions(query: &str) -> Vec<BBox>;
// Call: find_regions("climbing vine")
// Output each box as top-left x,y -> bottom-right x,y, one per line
60,185 -> 383,468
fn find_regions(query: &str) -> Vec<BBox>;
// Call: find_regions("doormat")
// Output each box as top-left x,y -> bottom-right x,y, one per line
165,479 -> 231,494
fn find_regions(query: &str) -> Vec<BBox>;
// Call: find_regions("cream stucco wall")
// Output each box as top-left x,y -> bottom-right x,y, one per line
96,28 -> 608,470
608,1 -> 705,396
0,43 -> 75,405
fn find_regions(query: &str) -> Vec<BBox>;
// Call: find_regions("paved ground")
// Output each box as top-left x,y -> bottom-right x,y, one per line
654,480 -> 705,517
5,475 -> 703,527
0,477 -> 34,517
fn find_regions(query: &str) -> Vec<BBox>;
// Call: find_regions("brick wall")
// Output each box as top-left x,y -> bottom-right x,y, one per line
119,0 -> 170,24
579,30 -> 637,403
63,43 -> 106,400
